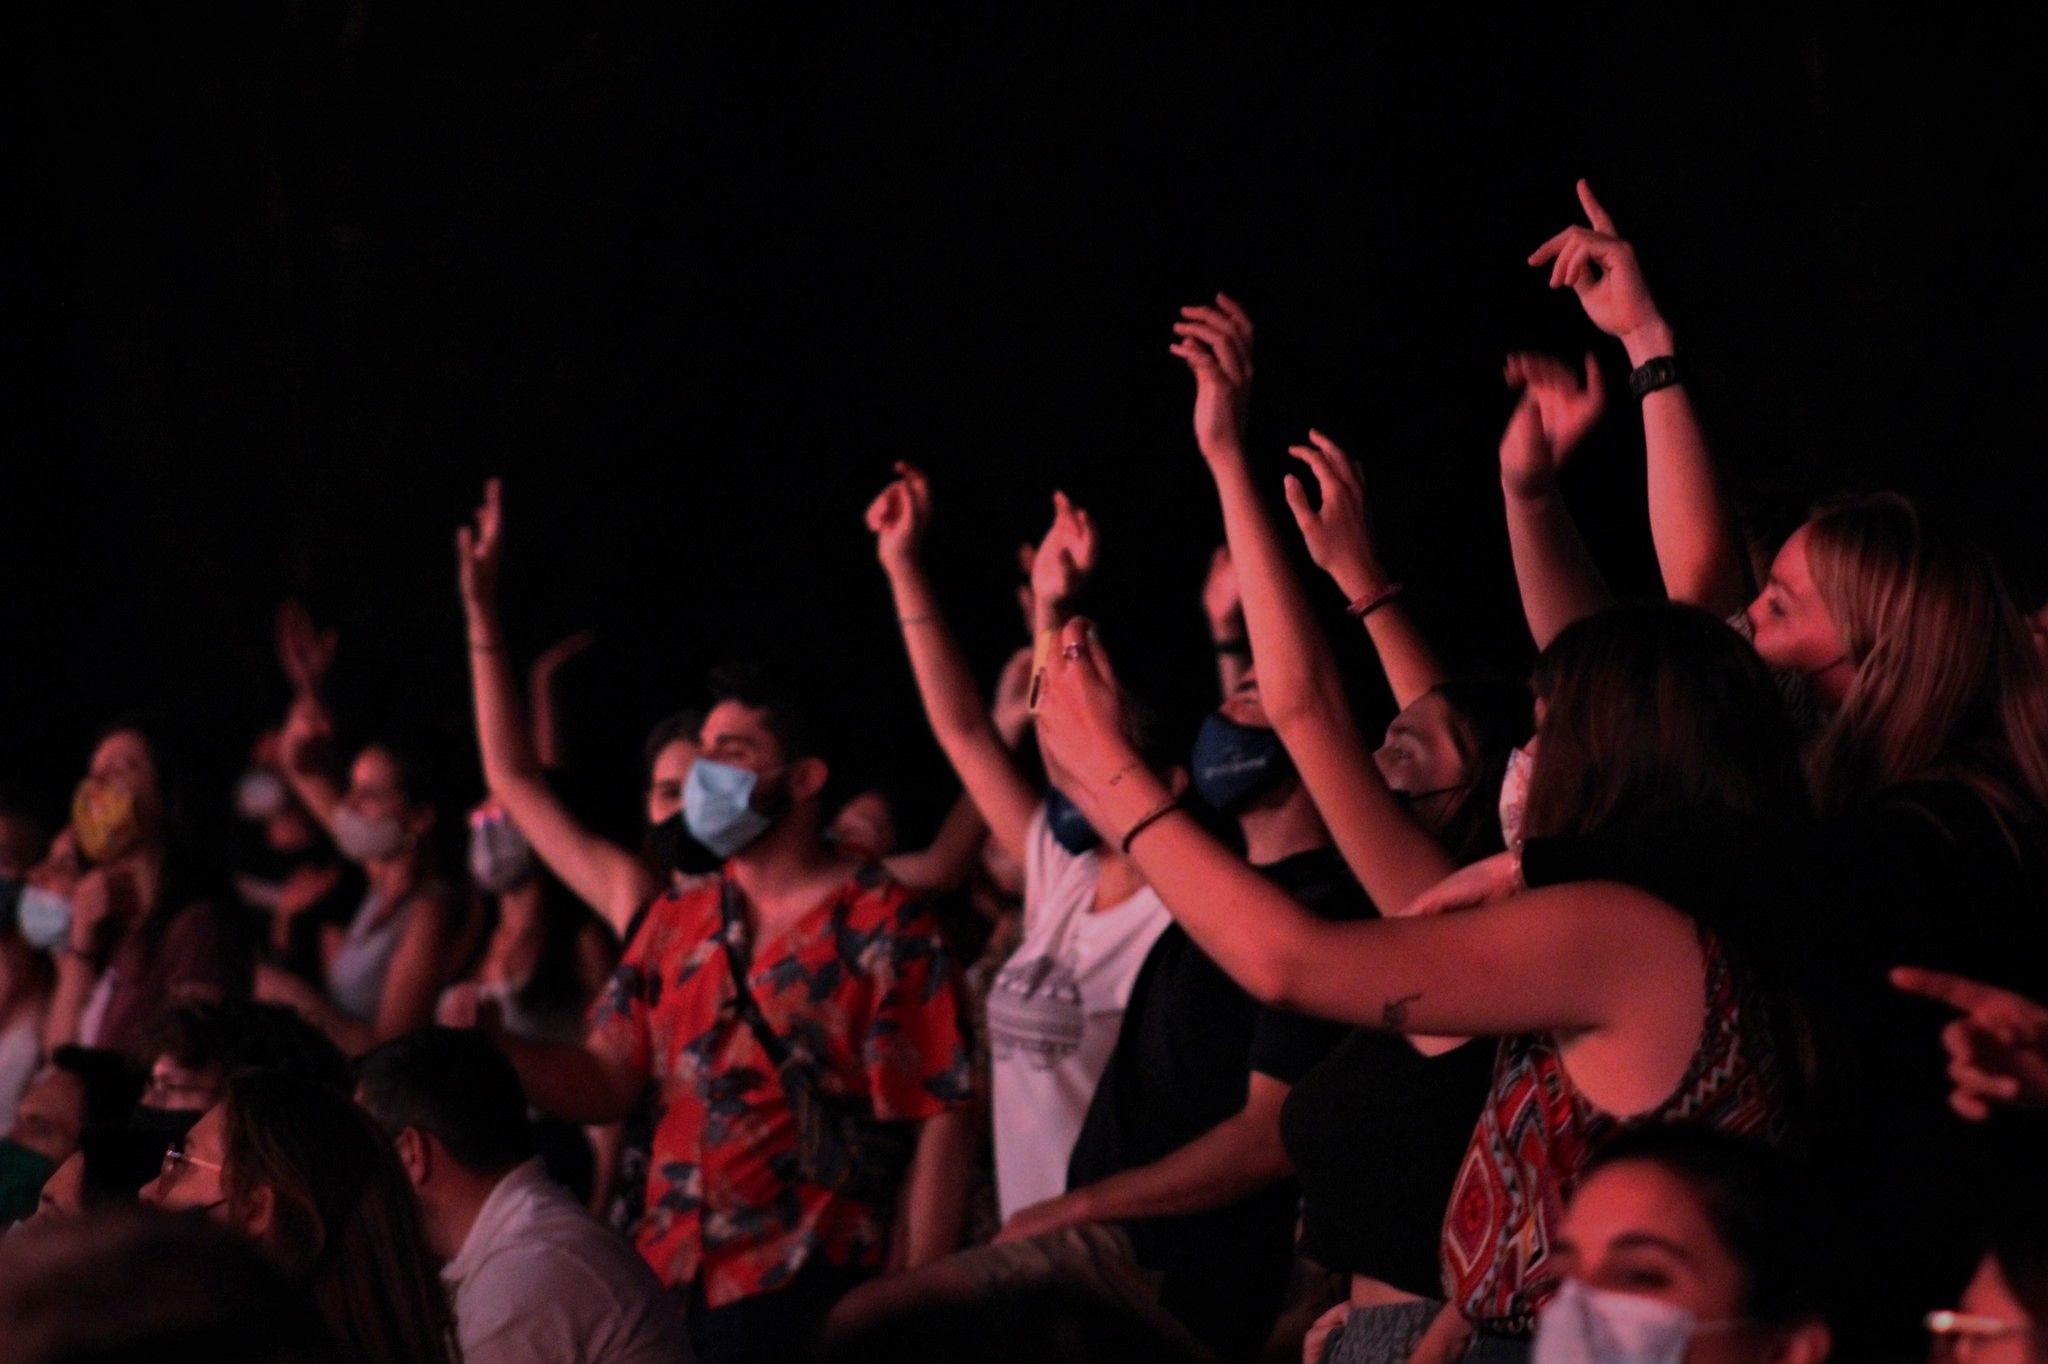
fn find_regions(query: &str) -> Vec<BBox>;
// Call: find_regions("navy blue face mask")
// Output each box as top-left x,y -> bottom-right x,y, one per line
1043,786 -> 1101,856
1191,712 -> 1293,813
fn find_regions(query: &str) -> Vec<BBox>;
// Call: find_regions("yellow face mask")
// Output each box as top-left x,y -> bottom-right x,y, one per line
72,778 -> 146,864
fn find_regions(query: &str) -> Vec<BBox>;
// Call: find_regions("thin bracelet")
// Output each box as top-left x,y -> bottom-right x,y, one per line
1119,796 -> 1180,855
897,613 -> 936,626
468,638 -> 504,652
1346,583 -> 1405,619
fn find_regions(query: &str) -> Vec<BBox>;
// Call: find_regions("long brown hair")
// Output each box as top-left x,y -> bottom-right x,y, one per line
221,1071 -> 456,1364
1803,493 -> 2048,839
1522,603 -> 1811,844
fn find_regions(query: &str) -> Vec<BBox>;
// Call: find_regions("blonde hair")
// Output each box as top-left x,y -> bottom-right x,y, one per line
1803,494 -> 2048,839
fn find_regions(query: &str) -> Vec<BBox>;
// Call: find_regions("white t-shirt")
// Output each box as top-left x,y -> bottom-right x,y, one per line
985,805 -> 1172,1220
442,1159 -> 693,1364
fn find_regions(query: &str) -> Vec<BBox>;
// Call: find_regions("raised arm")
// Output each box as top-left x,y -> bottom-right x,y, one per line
1498,351 -> 1616,648
1035,620 -> 1697,1037
528,628 -> 594,771
1284,432 -> 1445,709
1172,296 -> 1454,908
274,601 -> 345,831
457,480 -> 658,935
881,648 -> 1033,895
1530,180 -> 1749,617
868,464 -> 1044,865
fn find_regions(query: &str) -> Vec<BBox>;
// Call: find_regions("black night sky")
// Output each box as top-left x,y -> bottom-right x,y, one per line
5,8 -> 2044,849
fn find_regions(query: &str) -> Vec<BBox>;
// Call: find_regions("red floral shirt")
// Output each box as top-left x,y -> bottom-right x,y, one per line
588,862 -> 974,1307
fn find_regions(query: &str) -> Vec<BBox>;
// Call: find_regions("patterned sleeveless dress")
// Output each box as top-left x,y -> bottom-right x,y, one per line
1441,925 -> 1785,1338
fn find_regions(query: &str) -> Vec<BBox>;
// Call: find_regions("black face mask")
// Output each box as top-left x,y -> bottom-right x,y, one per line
646,812 -> 719,879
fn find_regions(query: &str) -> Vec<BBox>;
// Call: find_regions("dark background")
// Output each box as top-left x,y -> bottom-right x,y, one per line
4,7 -> 2044,846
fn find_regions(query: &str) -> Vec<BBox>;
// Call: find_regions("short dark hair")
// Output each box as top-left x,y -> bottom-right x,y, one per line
49,1046 -> 143,1130
706,661 -> 818,762
642,709 -> 705,781
354,1028 -> 536,1175
146,999 -> 351,1094
1585,1124 -> 1823,1326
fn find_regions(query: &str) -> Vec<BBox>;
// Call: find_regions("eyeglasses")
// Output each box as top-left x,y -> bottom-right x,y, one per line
157,1143 -> 224,1187
1926,1309 -> 2039,1360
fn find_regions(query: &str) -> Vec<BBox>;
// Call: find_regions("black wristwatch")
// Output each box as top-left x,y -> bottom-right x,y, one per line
1628,355 -> 1680,399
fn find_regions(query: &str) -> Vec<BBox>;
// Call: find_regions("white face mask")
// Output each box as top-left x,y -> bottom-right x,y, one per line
1532,1278 -> 1741,1364
1498,744 -> 1534,849
332,805 -> 408,864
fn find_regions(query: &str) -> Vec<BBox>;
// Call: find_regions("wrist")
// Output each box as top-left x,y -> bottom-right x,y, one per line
1331,558 -> 1389,604
1620,318 -> 1676,368
1206,612 -> 1245,642
1198,437 -> 1249,468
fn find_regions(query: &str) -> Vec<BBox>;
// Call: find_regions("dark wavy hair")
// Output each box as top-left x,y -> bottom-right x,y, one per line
219,1072 -> 455,1364
1523,603 -> 1810,843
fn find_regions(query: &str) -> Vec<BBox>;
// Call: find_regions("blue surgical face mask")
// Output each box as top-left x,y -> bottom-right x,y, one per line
468,807 -> 536,894
1531,1277 -> 1741,1364
684,758 -> 780,859
1043,787 -> 1101,857
1191,712 -> 1292,814
16,885 -> 74,953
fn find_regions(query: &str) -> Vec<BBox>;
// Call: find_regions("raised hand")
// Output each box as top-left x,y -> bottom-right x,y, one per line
456,478 -> 506,614
280,693 -> 336,775
1282,429 -> 1388,601
1033,617 -> 1140,814
275,599 -> 338,699
1527,180 -> 1672,360
1499,351 -> 1606,500
1028,491 -> 1097,626
863,461 -> 933,574
1170,292 -> 1255,458
1891,966 -> 2048,1120
991,645 -> 1035,745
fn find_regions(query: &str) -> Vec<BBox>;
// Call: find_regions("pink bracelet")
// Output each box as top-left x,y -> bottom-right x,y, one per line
1346,583 -> 1405,619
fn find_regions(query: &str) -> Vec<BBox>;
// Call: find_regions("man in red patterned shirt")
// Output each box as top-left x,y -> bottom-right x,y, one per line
502,666 -> 977,1364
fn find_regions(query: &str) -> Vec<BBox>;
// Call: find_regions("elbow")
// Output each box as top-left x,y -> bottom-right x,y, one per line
1236,944 -> 1311,1013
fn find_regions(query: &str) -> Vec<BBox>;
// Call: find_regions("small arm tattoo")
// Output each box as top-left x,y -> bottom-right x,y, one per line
1382,991 -> 1423,1029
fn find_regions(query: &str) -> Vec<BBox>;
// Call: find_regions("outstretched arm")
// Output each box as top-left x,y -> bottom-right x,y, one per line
457,480 -> 658,936
1034,617 -> 1694,1037
1531,180 -> 1749,616
1173,295 -> 1455,910
869,464 -> 1043,865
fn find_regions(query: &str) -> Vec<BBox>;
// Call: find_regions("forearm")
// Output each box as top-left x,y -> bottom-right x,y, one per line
886,562 -> 1004,750
465,603 -> 546,788
884,792 -> 987,897
1623,325 -> 1748,615
1284,718 -> 1457,912
894,1107 -> 973,1268
500,1035 -> 642,1124
1320,555 -> 1445,712
1205,453 -> 1349,725
1070,1103 -> 1291,1225
44,954 -> 97,1048
1504,487 -> 1614,649
491,772 -> 653,935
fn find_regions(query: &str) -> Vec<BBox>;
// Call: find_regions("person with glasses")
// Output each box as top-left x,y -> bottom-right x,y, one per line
139,1070 -> 457,1364
1928,1216 -> 2048,1364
